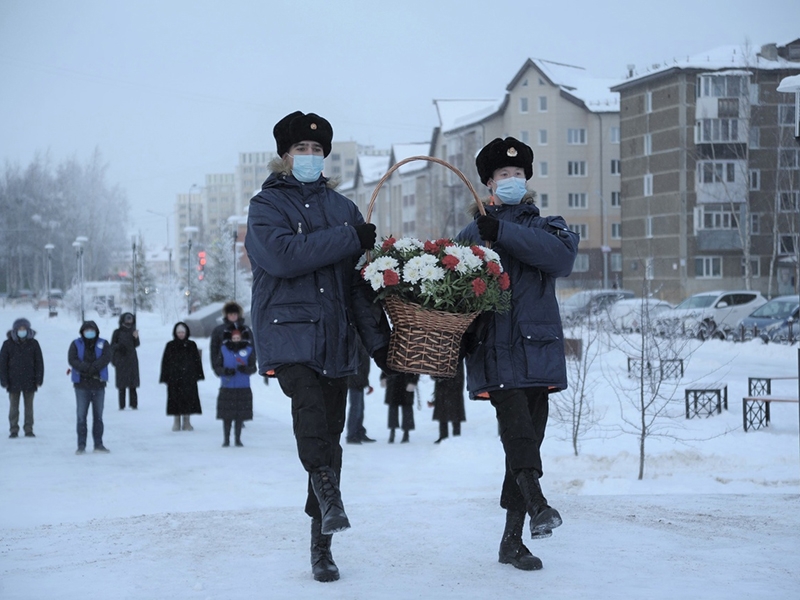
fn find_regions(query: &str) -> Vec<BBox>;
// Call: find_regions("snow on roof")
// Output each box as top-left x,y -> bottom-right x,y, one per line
778,74 -> 800,93
433,99 -> 504,133
614,44 -> 800,89
358,155 -> 391,184
390,143 -> 431,174
531,59 -> 619,112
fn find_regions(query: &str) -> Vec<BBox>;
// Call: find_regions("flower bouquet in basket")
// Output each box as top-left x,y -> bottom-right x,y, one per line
362,236 -> 511,377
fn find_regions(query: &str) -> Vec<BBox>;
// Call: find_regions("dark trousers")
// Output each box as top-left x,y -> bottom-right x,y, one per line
438,419 -> 461,439
490,387 -> 549,512
346,387 -> 366,441
276,364 -> 347,520
8,390 -> 35,435
388,403 -> 414,431
119,387 -> 138,409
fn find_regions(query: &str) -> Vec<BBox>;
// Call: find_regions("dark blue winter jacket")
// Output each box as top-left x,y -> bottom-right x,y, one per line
457,200 -> 579,398
245,161 -> 389,378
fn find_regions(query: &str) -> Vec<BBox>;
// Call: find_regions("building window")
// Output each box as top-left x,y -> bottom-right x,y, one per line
568,193 -> 587,208
749,169 -> 760,191
573,253 -> 589,272
698,161 -> 737,184
779,235 -> 797,254
611,159 -> 621,175
539,161 -> 549,177
540,193 -> 549,208
699,205 -> 738,230
571,223 -> 588,239
696,118 -> 740,143
611,223 -> 621,239
568,161 -> 587,177
644,173 -> 653,196
779,104 -> 797,125
538,129 -> 548,145
520,130 -> 530,143
751,213 -> 760,235
779,191 -> 799,212
538,77 -> 545,86
741,257 -> 761,278
520,97 -> 529,114
610,253 -> 622,271
779,149 -> 799,168
646,216 -> 653,238
539,96 -> 548,112
698,74 -> 747,98
610,127 -> 620,143
695,256 -> 722,278
749,126 -> 760,148
522,78 -> 528,87
645,91 -> 653,113
331,153 -> 341,161
611,191 -> 621,207
567,128 -> 587,144
643,133 -> 652,156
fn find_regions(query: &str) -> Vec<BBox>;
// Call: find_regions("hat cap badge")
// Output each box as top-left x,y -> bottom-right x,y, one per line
310,123 -> 318,130
506,147 -> 518,157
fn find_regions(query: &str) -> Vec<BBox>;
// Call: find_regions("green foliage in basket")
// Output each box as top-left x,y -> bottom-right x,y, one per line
361,236 -> 511,314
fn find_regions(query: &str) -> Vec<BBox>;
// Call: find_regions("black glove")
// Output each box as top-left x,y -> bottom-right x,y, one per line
373,346 -> 401,377
353,223 -> 377,250
476,215 -> 500,242
86,366 -> 99,378
236,365 -> 249,374
223,368 -> 236,376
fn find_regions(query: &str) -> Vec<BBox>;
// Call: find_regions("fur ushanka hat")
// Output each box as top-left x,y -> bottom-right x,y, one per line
273,111 -> 333,158
475,137 -> 534,185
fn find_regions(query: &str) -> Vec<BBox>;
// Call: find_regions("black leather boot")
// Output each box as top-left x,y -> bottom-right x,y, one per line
222,420 -> 231,447
498,509 -> 543,570
310,467 -> 351,535
515,469 -> 562,538
310,518 -> 339,582
388,428 -> 395,443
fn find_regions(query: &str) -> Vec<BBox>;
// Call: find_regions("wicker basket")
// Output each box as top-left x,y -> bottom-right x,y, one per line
366,156 -> 486,378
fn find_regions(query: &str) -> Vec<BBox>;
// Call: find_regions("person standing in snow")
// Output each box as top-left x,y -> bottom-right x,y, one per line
430,359 -> 466,444
345,341 -> 375,444
1,318 -> 44,438
457,137 -> 579,571
111,312 -> 140,410
159,322 -> 204,432
213,327 -> 256,447
245,110 -> 392,583
68,321 -> 112,454
381,371 -> 418,443
210,301 -> 249,375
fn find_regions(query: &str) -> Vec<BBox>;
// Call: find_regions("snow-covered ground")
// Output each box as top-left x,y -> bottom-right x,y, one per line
1,303 -> 798,600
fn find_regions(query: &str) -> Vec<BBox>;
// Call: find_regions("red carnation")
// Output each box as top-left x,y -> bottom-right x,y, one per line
487,261 -> 501,276
471,278 -> 487,296
381,237 -> 397,251
436,238 -> 454,247
383,269 -> 400,286
471,246 -> 485,260
441,255 -> 459,271
498,272 -> 510,290
424,240 -> 440,253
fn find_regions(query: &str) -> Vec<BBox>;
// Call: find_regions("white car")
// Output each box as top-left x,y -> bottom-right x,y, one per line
657,290 -> 767,340
607,298 -> 674,333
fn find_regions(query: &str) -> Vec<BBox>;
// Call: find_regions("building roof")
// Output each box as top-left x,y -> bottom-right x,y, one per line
389,143 -> 431,174
612,43 -> 800,91
778,74 -> 800,93
518,58 -> 620,113
356,155 -> 391,185
433,99 -> 505,134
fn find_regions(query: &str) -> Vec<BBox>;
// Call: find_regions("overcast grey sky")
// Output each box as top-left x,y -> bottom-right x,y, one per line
1,0 -> 798,247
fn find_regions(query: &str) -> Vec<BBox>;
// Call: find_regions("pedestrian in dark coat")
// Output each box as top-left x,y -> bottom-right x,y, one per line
345,341 -> 375,444
0,318 -> 44,438
245,110 -> 392,582
68,321 -> 112,454
210,301 -> 251,376
382,371 -> 419,443
213,327 -> 256,447
159,322 -> 204,432
430,359 -> 466,444
111,312 -> 140,409
457,137 -> 579,571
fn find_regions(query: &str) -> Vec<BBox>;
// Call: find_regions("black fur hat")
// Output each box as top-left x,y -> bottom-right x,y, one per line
223,301 -> 243,316
475,137 -> 534,185
273,111 -> 333,158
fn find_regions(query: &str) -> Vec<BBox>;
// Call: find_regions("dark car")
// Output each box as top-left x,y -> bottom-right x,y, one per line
737,295 -> 800,343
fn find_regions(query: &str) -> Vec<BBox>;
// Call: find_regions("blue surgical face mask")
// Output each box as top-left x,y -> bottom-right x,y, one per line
83,330 -> 97,340
17,329 -> 28,339
493,177 -> 527,205
291,154 -> 325,182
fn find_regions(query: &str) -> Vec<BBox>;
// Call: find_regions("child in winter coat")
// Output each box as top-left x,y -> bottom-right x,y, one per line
0,318 -> 44,438
111,312 -> 140,409
381,371 -> 419,443
159,322 -> 204,431
214,328 -> 257,447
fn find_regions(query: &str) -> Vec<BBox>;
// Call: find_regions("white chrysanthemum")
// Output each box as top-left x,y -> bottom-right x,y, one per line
362,262 -> 385,291
372,256 -> 399,271
402,254 -> 435,284
419,262 -> 445,282
394,237 -> 424,252
481,247 -> 501,264
444,245 -> 482,274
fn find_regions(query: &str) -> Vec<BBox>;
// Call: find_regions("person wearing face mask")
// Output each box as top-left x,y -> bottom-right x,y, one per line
111,312 -> 140,410
457,137 -> 579,572
0,318 -> 44,438
67,321 -> 112,454
159,322 -> 204,433
246,110 -> 393,583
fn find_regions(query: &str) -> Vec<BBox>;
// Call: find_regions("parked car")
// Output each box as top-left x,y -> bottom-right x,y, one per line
560,289 -> 635,326
736,295 -> 800,343
607,298 -> 674,333
657,290 -> 767,340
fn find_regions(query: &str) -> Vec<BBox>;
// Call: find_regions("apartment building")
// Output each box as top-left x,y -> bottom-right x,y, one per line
611,40 -> 800,303
432,58 -> 622,290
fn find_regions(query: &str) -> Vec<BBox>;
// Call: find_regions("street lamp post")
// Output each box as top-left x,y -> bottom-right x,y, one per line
44,243 -> 55,317
132,236 -> 138,316
227,216 -> 240,302
72,236 -> 88,322
184,226 -> 198,315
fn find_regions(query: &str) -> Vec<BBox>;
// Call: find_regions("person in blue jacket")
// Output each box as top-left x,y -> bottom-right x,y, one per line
214,327 -> 256,447
67,321 -> 112,454
245,110 -> 392,583
458,137 -> 579,572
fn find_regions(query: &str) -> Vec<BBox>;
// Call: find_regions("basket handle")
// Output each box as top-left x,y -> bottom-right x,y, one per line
365,156 -> 487,228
